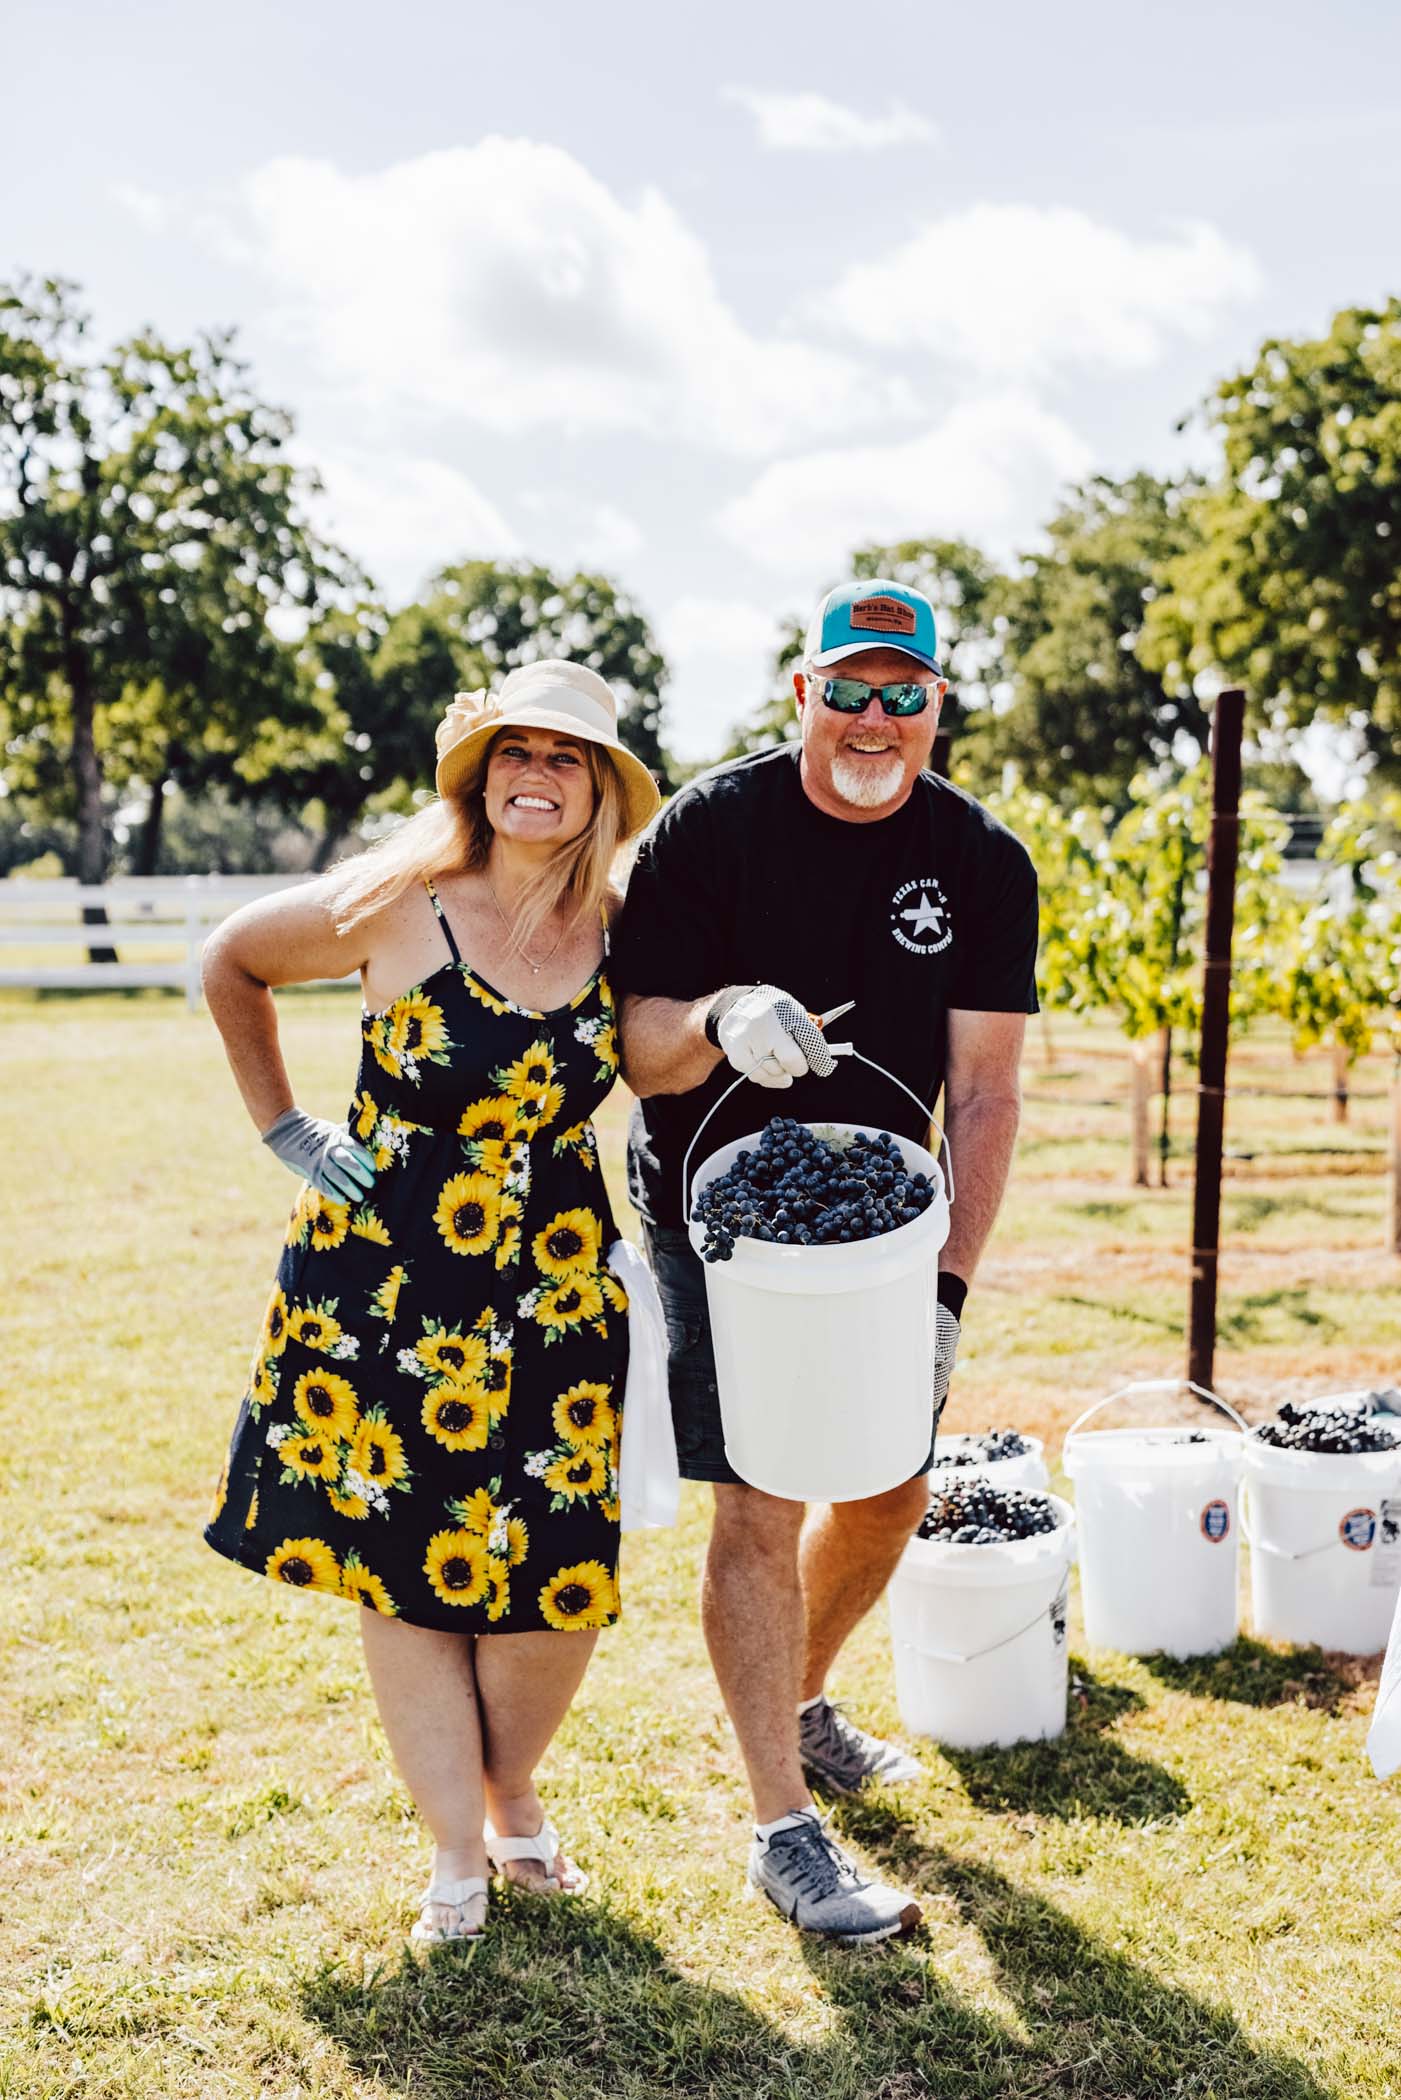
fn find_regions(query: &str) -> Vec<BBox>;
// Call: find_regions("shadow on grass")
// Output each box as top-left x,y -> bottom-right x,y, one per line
1051,1292 -> 1182,1335
1217,1288 -> 1340,1344
1142,1635 -> 1379,1715
933,1663 -> 1191,1824
806,1816 -> 1334,2100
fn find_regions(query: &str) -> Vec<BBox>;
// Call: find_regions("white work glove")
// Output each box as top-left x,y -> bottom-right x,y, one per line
716,984 -> 836,1089
933,1304 -> 961,1415
262,1107 -> 377,1205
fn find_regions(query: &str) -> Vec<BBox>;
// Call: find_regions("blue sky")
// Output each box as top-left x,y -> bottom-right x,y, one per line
8,0 -> 1400,760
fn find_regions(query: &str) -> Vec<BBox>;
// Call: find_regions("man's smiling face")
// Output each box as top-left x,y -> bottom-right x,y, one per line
794,646 -> 945,822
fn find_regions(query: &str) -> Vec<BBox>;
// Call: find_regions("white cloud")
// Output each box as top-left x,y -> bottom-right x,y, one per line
113,183 -> 170,232
517,491 -> 644,573
724,88 -> 938,152
231,141 -> 905,456
660,596 -> 787,762
310,450 -> 519,602
817,204 -> 1262,377
717,394 -> 1093,576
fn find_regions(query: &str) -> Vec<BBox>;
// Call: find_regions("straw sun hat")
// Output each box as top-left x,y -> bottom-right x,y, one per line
433,659 -> 661,838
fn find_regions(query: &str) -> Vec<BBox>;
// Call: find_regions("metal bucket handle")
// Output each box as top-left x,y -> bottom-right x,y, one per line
680,1041 -> 954,1223
894,1573 -> 1070,1666
1061,1379 -> 1248,1468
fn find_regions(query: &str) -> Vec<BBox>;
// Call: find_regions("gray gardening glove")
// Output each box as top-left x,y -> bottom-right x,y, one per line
933,1303 -> 961,1416
262,1108 -> 377,1206
716,984 -> 836,1088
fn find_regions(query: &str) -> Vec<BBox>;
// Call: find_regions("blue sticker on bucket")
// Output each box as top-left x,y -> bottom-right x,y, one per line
1340,1507 -> 1377,1551
1200,1499 -> 1231,1542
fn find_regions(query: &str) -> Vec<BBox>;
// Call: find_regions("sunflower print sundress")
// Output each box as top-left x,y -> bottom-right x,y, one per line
205,878 -> 629,1635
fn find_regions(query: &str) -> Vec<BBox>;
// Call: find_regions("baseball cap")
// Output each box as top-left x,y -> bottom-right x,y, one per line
804,578 -> 942,675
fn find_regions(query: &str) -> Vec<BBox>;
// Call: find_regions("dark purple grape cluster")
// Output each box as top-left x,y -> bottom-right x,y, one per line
918,1481 -> 1059,1545
693,1116 -> 936,1263
1254,1400 -> 1398,1455
935,1429 -> 1031,1468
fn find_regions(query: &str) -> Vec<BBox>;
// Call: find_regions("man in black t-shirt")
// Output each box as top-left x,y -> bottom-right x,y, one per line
612,578 -> 1038,1944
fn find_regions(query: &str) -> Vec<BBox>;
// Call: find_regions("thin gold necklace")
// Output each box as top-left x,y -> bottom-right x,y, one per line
486,877 -> 568,975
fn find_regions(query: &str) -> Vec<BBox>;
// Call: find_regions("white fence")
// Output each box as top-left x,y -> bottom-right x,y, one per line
0,875 -> 334,1007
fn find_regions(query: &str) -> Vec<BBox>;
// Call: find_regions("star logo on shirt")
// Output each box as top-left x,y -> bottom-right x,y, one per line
890,876 -> 953,956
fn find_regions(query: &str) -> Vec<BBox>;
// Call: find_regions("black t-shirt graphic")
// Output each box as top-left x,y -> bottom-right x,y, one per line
611,746 -> 1040,1229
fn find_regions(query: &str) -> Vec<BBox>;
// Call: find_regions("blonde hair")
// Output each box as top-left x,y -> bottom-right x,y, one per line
325,735 -> 627,955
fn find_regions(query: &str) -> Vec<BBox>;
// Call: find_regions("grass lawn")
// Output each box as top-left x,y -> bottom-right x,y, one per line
2,991 -> 1399,2099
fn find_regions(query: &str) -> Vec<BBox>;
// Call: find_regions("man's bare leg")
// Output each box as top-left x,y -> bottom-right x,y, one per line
799,1475 -> 930,1701
701,1483 -> 810,1821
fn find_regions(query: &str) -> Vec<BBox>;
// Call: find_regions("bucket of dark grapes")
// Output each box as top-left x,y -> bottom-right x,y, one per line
929,1430 -> 1049,1495
1063,1381 -> 1247,1660
888,1483 -> 1076,1749
687,1117 -> 950,1502
1243,1398 -> 1401,1654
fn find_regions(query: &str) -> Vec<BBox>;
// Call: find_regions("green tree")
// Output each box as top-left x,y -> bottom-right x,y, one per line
1139,300 -> 1401,779
0,277 -> 349,886
991,474 -> 1209,806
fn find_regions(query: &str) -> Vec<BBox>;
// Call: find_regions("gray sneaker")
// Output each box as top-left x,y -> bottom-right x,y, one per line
799,1697 -> 922,1795
747,1811 -> 922,1944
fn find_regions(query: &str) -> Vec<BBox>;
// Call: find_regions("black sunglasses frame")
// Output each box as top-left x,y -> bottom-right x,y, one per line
813,674 -> 943,718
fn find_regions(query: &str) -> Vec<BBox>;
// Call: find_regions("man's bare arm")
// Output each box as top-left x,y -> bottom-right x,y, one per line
938,1008 -> 1026,1284
618,991 -> 727,1097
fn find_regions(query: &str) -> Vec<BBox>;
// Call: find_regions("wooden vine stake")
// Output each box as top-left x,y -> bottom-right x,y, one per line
1187,688 -> 1246,1392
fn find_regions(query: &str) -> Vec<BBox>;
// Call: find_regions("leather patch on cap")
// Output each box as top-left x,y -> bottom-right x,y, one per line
849,594 -> 917,636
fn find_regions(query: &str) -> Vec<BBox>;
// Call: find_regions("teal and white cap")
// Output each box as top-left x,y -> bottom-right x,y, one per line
804,578 -> 942,674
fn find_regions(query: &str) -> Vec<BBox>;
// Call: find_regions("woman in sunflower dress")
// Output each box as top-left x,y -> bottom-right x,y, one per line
202,661 -> 661,1945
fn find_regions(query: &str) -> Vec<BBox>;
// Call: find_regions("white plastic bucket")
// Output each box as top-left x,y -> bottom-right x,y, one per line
1063,1380 -> 1246,1659
1243,1429 -> 1401,1655
688,1120 -> 950,1501
929,1433 -> 1049,1495
888,1495 -> 1076,1749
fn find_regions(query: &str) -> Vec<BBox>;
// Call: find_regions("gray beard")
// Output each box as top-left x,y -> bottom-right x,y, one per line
829,750 -> 906,808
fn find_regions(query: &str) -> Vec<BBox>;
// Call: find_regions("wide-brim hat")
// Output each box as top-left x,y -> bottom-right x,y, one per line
433,659 -> 662,838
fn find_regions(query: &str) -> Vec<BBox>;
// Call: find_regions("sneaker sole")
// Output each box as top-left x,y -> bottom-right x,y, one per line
746,1874 -> 922,1945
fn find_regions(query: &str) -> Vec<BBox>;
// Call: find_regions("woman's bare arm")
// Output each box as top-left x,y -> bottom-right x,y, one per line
201,881 -> 370,1133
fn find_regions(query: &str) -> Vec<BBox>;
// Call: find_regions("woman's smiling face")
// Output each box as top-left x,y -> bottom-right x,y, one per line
483,727 -> 596,848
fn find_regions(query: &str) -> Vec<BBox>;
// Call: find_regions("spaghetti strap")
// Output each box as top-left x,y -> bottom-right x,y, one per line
423,877 -> 462,964
600,901 -> 611,959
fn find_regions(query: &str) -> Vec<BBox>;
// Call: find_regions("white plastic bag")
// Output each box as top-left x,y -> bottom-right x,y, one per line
606,1238 -> 680,1533
1367,1578 -> 1401,1779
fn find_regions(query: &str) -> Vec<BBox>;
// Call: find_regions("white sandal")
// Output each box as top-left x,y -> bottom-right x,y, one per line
410,1873 -> 489,1944
485,1817 -> 588,1896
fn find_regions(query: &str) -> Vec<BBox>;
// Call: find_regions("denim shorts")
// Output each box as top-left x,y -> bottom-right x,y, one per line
642,1222 -> 942,1489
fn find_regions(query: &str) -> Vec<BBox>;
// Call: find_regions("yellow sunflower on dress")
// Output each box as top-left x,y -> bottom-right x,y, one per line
593,1021 -> 618,1071
545,1448 -> 608,1502
262,1286 -> 290,1358
494,1194 -> 524,1272
424,1528 -> 490,1607
368,1015 -> 399,1079
353,1091 -> 379,1141
539,1560 -> 617,1631
422,1381 -> 490,1452
450,1486 -> 499,1536
434,1172 -> 501,1257
341,1554 -> 397,1615
370,1264 -> 407,1323
484,1556 -> 511,1624
248,1353 -> 278,1412
307,1196 -> 351,1252
279,1432 -> 343,1483
266,1537 -> 340,1593
601,1492 -> 621,1525
499,1040 -> 555,1100
351,1411 -> 411,1490
350,1208 -> 392,1245
293,1368 -> 361,1443
326,1485 -> 370,1520
209,1457 -> 228,1523
457,1096 -> 523,1176
483,1347 -> 512,1423
465,973 -> 513,1018
513,1080 -> 566,1133
388,992 -> 450,1066
600,1270 -> 629,1315
416,1329 -> 488,1382
503,1514 -> 530,1567
552,1381 -> 617,1449
532,1208 -> 601,1281
536,1276 -> 605,1335
244,1491 -> 259,1531
286,1185 -> 316,1247
287,1304 -> 343,1352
